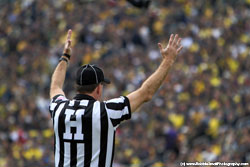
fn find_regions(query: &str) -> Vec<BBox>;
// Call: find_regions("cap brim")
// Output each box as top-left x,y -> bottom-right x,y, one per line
103,78 -> 111,84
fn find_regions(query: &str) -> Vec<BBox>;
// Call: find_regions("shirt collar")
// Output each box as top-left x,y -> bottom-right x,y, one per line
73,94 -> 96,101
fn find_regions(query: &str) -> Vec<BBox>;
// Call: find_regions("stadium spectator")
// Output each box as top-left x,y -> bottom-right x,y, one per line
0,0 -> 249,166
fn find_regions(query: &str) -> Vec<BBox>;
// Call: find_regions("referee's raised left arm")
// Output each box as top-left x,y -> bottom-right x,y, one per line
127,34 -> 183,112
50,29 -> 72,99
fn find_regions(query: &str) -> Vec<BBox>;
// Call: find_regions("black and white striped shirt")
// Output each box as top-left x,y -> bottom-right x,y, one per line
49,94 -> 131,167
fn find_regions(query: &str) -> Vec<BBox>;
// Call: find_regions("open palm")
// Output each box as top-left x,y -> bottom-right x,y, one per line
158,34 -> 183,65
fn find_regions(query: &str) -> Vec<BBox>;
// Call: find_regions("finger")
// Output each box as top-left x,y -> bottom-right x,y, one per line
67,29 -> 72,40
173,34 -> 179,46
177,38 -> 182,47
158,43 -> 163,52
177,46 -> 183,54
168,34 -> 174,45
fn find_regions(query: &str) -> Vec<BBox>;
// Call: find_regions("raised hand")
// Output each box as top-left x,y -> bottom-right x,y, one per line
158,34 -> 183,65
63,29 -> 72,55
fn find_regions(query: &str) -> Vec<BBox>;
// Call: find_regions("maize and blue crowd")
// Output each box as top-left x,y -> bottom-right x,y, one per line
0,0 -> 249,166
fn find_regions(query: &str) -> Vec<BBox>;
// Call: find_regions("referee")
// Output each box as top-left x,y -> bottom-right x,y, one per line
49,29 -> 182,167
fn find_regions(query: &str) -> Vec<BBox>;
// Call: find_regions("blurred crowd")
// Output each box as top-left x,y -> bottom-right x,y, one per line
0,0 -> 250,166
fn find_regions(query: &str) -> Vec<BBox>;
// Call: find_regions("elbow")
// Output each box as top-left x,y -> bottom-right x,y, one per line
144,92 -> 153,102
140,85 -> 153,102
145,95 -> 153,102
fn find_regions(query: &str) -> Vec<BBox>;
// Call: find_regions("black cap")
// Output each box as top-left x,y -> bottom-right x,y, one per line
76,64 -> 110,86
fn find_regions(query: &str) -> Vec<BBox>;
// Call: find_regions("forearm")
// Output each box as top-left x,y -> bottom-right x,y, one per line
141,59 -> 174,101
50,60 -> 68,98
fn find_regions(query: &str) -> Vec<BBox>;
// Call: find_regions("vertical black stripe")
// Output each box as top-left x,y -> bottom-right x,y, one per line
52,101 -> 62,120
70,101 -> 80,167
70,142 -> 77,167
98,102 -> 108,166
110,131 -> 116,167
83,102 -> 94,167
53,112 -> 56,157
54,134 -> 56,156
58,102 -> 68,167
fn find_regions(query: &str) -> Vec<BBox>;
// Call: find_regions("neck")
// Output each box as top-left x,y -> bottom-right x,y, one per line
78,92 -> 98,100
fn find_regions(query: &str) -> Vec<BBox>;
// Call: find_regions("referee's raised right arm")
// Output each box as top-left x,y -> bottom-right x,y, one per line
127,34 -> 183,112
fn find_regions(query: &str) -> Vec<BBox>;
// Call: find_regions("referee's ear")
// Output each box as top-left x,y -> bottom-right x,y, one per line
96,84 -> 102,95
96,84 -> 103,100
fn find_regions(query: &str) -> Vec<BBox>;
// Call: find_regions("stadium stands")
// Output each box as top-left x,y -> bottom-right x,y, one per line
0,0 -> 249,166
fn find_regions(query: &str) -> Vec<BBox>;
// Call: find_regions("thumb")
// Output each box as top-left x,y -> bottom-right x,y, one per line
158,43 -> 163,52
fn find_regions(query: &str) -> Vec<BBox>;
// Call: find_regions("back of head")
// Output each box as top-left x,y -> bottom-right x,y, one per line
75,64 -> 110,94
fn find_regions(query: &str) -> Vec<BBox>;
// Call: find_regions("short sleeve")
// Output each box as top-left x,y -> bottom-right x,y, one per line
104,96 -> 131,128
49,94 -> 68,117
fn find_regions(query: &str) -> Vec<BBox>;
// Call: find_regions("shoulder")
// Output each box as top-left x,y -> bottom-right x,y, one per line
104,96 -> 131,116
103,96 -> 132,128
104,96 -> 130,105
51,94 -> 68,103
50,94 -> 69,111
104,96 -> 130,110
49,94 -> 69,117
